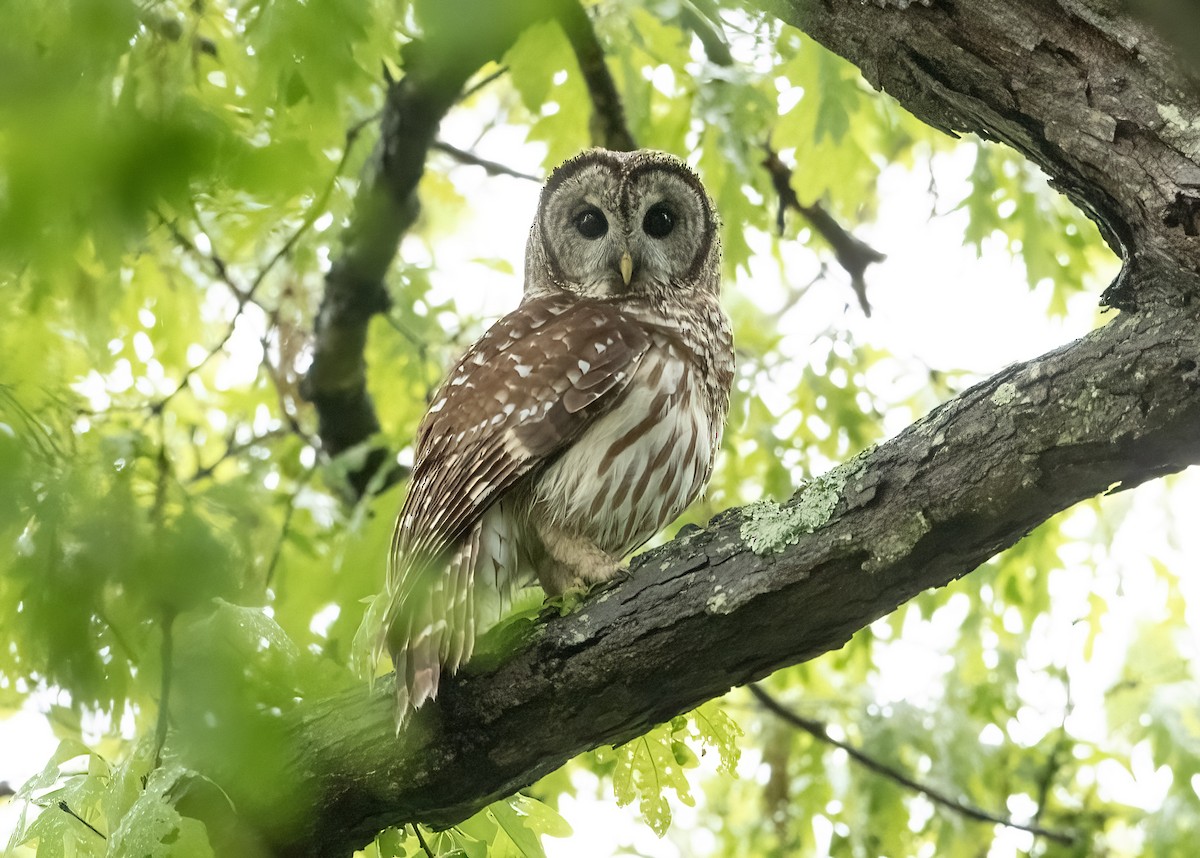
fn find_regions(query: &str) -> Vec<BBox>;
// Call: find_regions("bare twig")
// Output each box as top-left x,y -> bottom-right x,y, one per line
748,684 -> 1076,845
189,427 -> 291,483
431,140 -> 543,183
157,111 -> 370,414
154,214 -> 262,410
264,466 -> 318,588
761,144 -> 885,316
459,65 -> 510,102
246,112 -> 377,299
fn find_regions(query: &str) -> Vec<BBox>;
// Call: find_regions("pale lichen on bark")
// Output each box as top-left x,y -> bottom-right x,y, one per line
991,382 -> 1018,407
740,453 -> 872,554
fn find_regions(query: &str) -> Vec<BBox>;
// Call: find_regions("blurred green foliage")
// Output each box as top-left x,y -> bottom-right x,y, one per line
1,1 -> 1195,857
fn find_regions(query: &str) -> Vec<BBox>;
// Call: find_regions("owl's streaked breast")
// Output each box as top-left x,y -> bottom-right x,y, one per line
532,334 -> 716,557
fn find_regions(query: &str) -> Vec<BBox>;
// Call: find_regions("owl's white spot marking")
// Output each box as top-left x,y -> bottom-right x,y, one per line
502,402 -> 516,416
451,374 -> 467,386
594,342 -> 607,354
514,364 -> 532,378
429,397 -> 447,413
577,359 -> 591,373
542,400 -> 554,412
403,513 -> 415,527
503,429 -> 534,458
490,413 -> 505,426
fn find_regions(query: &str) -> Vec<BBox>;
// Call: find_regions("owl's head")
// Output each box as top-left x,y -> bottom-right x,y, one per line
525,149 -> 720,302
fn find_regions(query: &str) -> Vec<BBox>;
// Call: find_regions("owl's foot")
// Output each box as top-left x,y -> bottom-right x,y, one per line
534,521 -> 623,596
542,568 -> 630,617
576,565 -> 632,596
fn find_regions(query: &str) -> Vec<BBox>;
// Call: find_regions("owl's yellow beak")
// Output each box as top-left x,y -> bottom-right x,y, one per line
619,250 -> 633,286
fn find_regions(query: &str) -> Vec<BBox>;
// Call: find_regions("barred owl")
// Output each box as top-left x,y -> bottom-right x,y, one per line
378,148 -> 734,726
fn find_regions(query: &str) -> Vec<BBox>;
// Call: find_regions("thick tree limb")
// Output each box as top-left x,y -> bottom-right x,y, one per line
759,0 -> 1200,310
558,0 -> 637,151
194,1 -> 1200,855
194,289 -> 1200,857
299,0 -> 569,497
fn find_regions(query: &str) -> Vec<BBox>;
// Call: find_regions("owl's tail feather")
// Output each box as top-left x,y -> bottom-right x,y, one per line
445,524 -> 480,673
389,619 -> 437,733
383,543 -> 477,732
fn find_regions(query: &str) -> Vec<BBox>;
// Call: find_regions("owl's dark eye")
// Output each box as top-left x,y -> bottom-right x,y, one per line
574,207 -> 608,240
643,203 -> 676,239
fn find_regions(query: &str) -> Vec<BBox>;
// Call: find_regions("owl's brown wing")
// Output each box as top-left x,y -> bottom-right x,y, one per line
401,293 -> 653,555
382,293 -> 652,723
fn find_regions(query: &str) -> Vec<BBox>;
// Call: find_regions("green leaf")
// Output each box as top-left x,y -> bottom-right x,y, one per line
107,765 -> 215,858
609,717 -> 706,836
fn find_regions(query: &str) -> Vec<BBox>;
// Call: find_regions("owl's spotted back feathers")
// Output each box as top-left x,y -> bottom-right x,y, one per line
378,149 -> 734,727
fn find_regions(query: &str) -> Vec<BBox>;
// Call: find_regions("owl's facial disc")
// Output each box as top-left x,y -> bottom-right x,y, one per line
534,150 -> 716,298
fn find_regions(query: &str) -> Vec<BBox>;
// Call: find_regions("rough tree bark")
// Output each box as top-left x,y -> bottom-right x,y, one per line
193,1 -> 1200,855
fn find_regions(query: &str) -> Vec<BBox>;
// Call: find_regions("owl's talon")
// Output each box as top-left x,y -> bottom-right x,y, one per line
601,567 -> 633,588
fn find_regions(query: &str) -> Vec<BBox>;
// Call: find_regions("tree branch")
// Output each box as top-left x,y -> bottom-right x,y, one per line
758,0 -> 1200,310
558,0 -> 636,151
431,140 -> 543,183
188,291 -> 1200,857
747,684 -> 1075,844
299,0 -> 570,497
762,144 -> 886,315
679,1 -> 735,68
